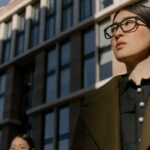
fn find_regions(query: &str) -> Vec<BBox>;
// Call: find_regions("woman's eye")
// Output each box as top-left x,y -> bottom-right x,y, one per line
111,26 -> 117,33
124,20 -> 134,26
20,147 -> 26,149
9,147 -> 15,150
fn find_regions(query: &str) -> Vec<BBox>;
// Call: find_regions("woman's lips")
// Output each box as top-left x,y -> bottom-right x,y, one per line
116,41 -> 126,50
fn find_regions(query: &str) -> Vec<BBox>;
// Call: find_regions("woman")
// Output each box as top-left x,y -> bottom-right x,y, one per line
9,134 -> 35,150
72,2 -> 150,150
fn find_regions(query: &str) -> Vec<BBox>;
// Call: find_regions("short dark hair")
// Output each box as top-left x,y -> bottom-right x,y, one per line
113,2 -> 150,29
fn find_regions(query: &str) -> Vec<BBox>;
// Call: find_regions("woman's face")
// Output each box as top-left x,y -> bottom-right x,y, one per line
111,10 -> 150,63
9,137 -> 30,150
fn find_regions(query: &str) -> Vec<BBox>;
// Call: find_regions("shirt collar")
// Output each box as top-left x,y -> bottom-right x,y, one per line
119,74 -> 150,95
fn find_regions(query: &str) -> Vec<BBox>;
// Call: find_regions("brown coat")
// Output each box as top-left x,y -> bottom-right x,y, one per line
71,76 -> 150,150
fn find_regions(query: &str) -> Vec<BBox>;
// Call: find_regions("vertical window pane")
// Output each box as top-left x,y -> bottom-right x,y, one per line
15,13 -> 25,56
58,107 -> 69,150
46,49 -> 57,102
84,58 -> 95,87
60,69 -> 70,97
0,97 -> 4,120
80,0 -> 92,21
84,29 -> 95,55
44,112 -> 54,150
46,75 -> 56,101
83,28 -> 95,88
60,41 -> 70,97
2,22 -> 12,63
44,144 -> 54,150
62,0 -> 73,31
22,65 -> 35,109
59,107 -> 69,135
58,139 -> 69,150
0,74 -> 6,121
61,43 -> 70,65
30,3 -> 40,48
100,0 -> 113,10
99,19 -> 112,80
45,0 -> 56,39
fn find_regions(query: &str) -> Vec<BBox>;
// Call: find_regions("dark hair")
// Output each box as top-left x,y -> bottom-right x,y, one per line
113,2 -> 150,29
11,134 -> 35,150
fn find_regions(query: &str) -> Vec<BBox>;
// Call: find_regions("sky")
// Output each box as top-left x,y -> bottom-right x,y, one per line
0,0 -> 10,7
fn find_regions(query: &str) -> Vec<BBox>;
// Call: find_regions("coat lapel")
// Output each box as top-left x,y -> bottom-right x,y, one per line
81,76 -> 122,150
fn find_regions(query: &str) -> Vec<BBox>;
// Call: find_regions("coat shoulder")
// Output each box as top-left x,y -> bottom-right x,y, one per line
82,75 -> 121,105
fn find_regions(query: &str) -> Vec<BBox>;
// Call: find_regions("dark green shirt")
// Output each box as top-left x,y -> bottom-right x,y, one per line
119,75 -> 150,150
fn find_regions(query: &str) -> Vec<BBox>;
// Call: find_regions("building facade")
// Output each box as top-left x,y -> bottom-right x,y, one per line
0,0 -> 149,149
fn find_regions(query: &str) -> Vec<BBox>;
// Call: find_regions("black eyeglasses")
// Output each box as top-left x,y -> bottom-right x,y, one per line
104,16 -> 147,39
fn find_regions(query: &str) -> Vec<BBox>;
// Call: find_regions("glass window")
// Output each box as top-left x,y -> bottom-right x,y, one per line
21,65 -> 35,109
45,0 -> 56,40
100,0 -> 113,9
44,112 -> 54,150
80,0 -> 92,21
2,21 -> 12,63
0,74 -> 6,121
59,41 -> 70,97
46,49 -> 57,102
58,107 -> 69,150
15,13 -> 25,56
62,0 -> 73,31
83,28 -> 95,88
99,18 -> 112,80
29,3 -> 40,48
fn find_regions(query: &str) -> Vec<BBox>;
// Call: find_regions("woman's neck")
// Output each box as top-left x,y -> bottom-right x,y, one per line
126,56 -> 150,85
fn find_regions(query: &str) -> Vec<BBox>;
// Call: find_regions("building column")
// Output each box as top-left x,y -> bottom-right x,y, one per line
56,0 -> 62,35
33,50 -> 46,106
0,23 -> 6,63
11,14 -> 19,58
70,32 -> 82,92
24,5 -> 32,51
39,0 -> 47,43
73,0 -> 79,26
2,66 -> 22,150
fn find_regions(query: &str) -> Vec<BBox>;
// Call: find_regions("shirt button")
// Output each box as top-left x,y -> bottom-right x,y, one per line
138,138 -> 141,143
138,117 -> 144,123
139,101 -> 145,107
137,87 -> 142,93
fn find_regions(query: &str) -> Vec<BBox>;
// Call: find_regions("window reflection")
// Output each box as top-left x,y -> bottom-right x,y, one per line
45,0 -> 56,39
15,13 -> 25,56
46,49 -> 57,102
44,112 -> 54,150
30,3 -> 40,48
62,0 -> 73,31
2,21 -> 12,63
0,74 -> 6,121
83,28 -> 95,88
58,107 -> 69,150
59,41 -> 70,97
100,0 -> 113,9
80,0 -> 92,21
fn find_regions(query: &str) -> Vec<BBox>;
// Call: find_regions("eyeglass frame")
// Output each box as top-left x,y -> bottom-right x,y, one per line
104,16 -> 147,39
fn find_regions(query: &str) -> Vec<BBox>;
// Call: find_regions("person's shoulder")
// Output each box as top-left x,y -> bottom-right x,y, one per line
96,75 -> 121,91
82,75 -> 121,105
